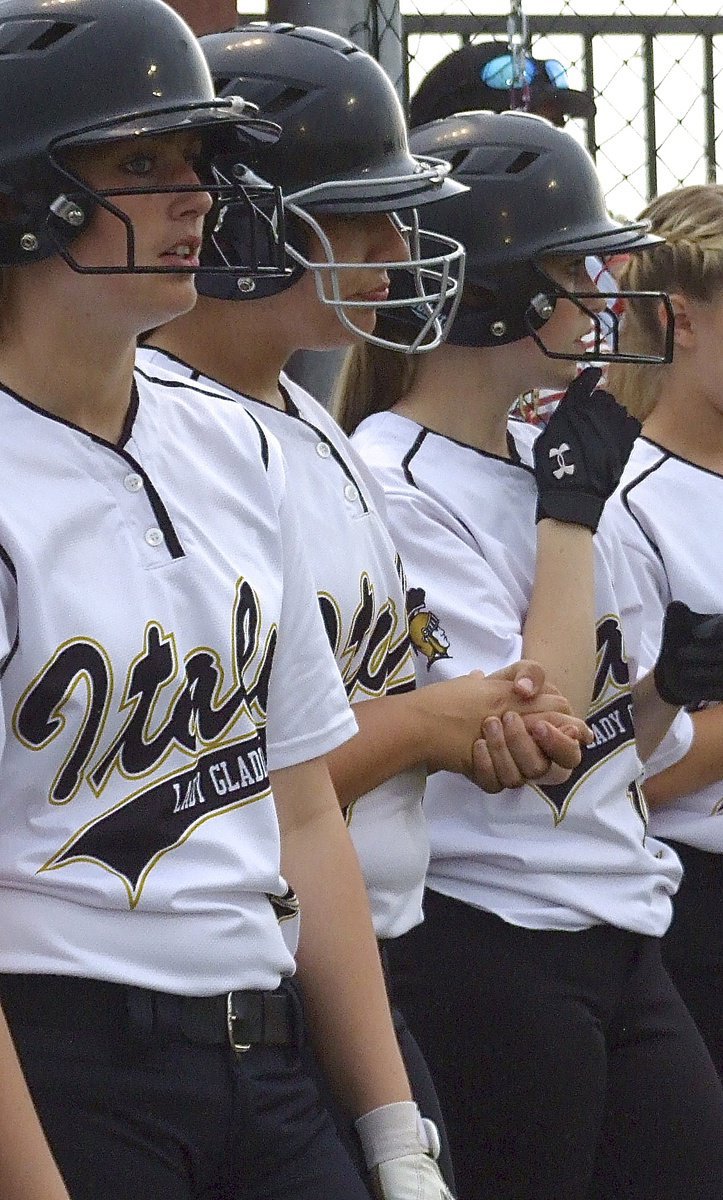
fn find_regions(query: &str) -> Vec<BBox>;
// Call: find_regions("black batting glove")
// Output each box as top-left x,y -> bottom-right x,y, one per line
654,600 -> 723,707
533,367 -> 641,532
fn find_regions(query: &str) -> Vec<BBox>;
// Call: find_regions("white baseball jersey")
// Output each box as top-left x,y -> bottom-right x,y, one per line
0,364 -> 357,993
352,410 -> 683,935
137,348 -> 427,939
611,437 -> 722,850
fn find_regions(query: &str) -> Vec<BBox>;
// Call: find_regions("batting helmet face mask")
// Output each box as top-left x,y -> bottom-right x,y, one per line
0,0 -> 287,282
197,23 -> 467,353
388,110 -> 673,364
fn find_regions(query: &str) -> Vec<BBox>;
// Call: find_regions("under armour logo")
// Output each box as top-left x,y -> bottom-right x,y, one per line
549,443 -> 575,479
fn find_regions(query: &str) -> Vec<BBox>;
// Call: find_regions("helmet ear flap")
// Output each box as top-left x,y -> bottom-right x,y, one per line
443,264 -> 558,348
0,168 -> 97,266
284,210 -> 310,265
0,190 -> 39,264
196,204 -> 309,302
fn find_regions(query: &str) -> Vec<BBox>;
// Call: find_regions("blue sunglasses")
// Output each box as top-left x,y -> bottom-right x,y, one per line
481,53 -> 570,91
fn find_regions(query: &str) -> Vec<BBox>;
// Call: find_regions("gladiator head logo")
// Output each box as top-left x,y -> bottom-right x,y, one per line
406,587 -> 451,670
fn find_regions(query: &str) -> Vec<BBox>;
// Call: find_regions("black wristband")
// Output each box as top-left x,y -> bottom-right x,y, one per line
535,489 -> 605,532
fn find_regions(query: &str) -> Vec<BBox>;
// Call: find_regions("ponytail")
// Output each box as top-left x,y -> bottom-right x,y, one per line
333,343 -> 419,435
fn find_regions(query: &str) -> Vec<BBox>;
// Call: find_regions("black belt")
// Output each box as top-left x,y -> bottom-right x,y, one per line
0,973 -> 296,1054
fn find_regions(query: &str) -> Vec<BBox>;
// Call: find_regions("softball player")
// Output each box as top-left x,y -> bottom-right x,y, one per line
607,184 -> 723,1077
137,27 -> 589,1193
338,111 -> 723,1199
0,3 -> 471,1198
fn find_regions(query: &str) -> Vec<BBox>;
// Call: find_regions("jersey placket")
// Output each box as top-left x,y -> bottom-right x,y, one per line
104,440 -> 184,568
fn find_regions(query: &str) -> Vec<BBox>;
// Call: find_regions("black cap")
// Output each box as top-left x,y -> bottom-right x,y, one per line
409,40 -> 596,129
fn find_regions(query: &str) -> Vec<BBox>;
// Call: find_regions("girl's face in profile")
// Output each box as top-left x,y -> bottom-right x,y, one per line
526,255 -> 608,386
286,209 -> 411,349
64,130 -> 211,268
51,129 -> 214,330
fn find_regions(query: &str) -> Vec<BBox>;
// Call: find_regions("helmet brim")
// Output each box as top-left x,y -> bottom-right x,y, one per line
540,221 -> 663,257
56,100 -> 281,150
288,154 -> 468,214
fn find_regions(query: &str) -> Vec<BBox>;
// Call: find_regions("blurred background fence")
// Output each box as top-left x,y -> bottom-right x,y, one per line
238,1 -> 723,222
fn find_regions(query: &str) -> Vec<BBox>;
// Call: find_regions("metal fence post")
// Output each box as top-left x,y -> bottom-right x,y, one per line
367,1 -> 405,99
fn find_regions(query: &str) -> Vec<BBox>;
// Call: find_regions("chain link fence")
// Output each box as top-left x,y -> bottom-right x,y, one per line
398,1 -> 723,220
239,2 -> 723,222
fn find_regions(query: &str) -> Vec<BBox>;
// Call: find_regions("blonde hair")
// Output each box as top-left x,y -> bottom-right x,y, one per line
334,343 -> 419,435
608,184 -> 723,421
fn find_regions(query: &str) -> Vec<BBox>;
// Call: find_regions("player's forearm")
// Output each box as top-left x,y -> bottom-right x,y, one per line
327,683 -> 490,804
0,1007 -> 70,1200
273,762 -> 411,1117
644,705 -> 723,808
630,669 -> 680,764
286,814 -> 411,1114
328,675 -> 582,805
325,692 -> 430,807
523,519 -> 596,719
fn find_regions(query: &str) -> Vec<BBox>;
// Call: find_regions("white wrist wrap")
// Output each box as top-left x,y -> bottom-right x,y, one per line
354,1101 -> 441,1170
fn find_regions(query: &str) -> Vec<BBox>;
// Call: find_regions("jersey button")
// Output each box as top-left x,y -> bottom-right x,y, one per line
144,527 -> 164,547
124,472 -> 143,493
316,442 -> 331,458
343,483 -> 358,503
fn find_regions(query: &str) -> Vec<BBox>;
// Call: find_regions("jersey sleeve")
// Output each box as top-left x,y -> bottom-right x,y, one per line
382,486 -> 524,681
606,506 -> 694,776
264,449 -> 358,771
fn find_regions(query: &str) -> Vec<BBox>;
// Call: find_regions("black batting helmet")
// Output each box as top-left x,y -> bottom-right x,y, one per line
196,23 -> 467,352
389,110 -> 673,363
0,0 -> 285,278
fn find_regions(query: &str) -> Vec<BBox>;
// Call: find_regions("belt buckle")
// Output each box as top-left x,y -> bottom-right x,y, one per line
226,992 -> 251,1054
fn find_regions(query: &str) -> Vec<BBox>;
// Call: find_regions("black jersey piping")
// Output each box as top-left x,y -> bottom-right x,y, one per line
223,377 -> 371,515
619,453 -> 674,601
620,453 -> 669,561
140,345 -> 285,416
640,435 -> 723,482
398,417 -> 531,474
138,344 -> 202,380
116,380 -> 140,449
401,429 -> 427,489
401,422 -> 530,478
0,542 -> 19,678
242,410 -> 270,471
0,625 -> 19,680
0,375 -> 139,450
116,446 -> 185,559
135,362 -> 272,473
141,354 -> 371,514
0,543 -> 17,583
277,381 -> 300,418
401,429 -> 478,545
0,378 -> 184,561
272,383 -> 371,515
